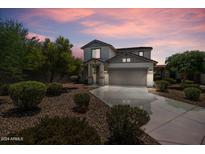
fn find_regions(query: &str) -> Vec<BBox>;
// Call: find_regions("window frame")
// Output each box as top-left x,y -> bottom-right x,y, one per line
122,58 -> 131,63
122,58 -> 126,63
139,51 -> 144,57
91,48 -> 101,59
126,58 -> 131,62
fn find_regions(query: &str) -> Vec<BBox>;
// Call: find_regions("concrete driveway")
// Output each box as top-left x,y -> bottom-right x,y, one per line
90,85 -> 205,145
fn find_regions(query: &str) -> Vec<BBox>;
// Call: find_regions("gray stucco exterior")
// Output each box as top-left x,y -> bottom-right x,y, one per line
83,42 -> 115,62
81,40 -> 157,87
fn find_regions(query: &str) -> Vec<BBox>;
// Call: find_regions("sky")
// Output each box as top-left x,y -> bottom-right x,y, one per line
0,8 -> 205,64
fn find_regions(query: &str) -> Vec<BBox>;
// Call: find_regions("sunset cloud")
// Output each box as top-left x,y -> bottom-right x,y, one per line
81,9 -> 205,39
22,9 -> 95,23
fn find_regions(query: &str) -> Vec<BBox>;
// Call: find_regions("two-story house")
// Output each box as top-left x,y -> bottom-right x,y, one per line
81,39 -> 157,87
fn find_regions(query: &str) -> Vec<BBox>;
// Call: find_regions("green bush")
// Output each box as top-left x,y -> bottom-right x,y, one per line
73,93 -> 90,113
184,87 -> 201,101
155,80 -> 169,92
0,84 -> 10,96
9,81 -> 47,110
4,117 -> 101,145
180,83 -> 200,90
107,105 -> 150,144
164,77 -> 176,84
47,82 -> 63,96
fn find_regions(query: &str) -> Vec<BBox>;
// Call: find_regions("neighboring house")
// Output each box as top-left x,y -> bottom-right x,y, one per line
81,40 -> 157,87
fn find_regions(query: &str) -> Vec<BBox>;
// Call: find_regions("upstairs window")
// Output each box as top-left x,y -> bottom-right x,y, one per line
127,58 -> 131,62
122,58 -> 126,62
139,51 -> 144,56
122,58 -> 131,63
92,48 -> 101,59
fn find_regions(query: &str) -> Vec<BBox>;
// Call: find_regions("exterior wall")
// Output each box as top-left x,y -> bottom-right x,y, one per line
83,44 -> 116,62
84,48 -> 92,62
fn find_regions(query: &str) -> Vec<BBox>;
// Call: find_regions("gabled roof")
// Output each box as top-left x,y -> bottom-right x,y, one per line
106,52 -> 158,64
81,39 -> 115,49
116,47 -> 153,51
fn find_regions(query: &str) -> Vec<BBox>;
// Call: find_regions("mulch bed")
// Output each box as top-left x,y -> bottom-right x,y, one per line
0,83 -> 159,144
148,88 -> 205,108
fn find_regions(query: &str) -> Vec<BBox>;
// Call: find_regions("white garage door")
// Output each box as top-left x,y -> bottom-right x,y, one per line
109,68 -> 147,86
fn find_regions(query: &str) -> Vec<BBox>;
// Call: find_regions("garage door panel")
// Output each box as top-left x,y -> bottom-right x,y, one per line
109,68 -> 147,86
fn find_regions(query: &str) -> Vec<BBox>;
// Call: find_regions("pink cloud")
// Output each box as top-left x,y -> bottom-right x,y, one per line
81,20 -> 103,27
27,32 -> 51,42
23,9 -> 95,23
81,9 -> 205,38
82,22 -> 161,38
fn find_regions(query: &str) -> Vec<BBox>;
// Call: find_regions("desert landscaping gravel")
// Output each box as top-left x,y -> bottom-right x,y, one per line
0,84 -> 158,144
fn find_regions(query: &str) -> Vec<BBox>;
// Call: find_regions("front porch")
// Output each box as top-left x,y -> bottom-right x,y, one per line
83,59 -> 108,86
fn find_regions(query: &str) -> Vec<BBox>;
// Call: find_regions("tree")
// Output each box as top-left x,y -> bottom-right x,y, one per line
0,19 -> 82,83
69,57 -> 83,75
165,51 -> 205,80
22,37 -> 45,75
0,19 -> 28,82
41,36 -> 74,82
55,36 -> 73,54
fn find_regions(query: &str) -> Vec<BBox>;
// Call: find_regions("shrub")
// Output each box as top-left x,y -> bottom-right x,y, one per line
164,77 -> 177,84
4,117 -> 101,145
47,82 -> 63,96
9,81 -> 47,110
0,84 -> 10,96
155,80 -> 169,92
107,105 -> 150,144
184,87 -> 201,101
73,93 -> 90,113
180,83 -> 200,90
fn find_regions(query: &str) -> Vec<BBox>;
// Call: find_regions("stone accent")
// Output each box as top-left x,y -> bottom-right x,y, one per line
88,63 -> 93,84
